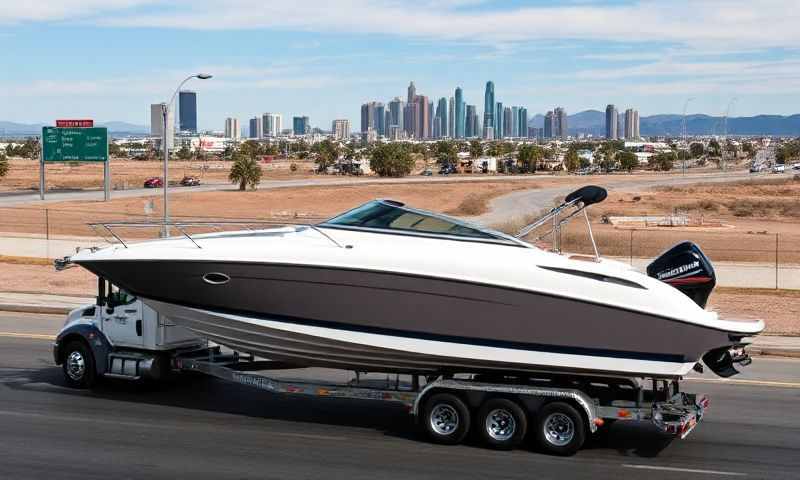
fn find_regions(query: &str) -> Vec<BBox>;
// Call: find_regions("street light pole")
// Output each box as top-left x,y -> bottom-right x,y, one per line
161,73 -> 213,237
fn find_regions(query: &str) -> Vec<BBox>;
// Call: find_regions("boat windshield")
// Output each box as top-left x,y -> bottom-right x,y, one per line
321,200 -> 526,246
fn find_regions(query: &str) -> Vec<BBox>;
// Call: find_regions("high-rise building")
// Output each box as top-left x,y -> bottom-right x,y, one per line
605,104 -> 618,139
360,102 -> 385,136
435,97 -> 448,139
415,95 -> 430,139
360,103 -> 373,134
519,107 -> 528,138
555,107 -> 568,139
407,81 -> 416,104
178,91 -> 197,133
504,107 -> 512,138
293,116 -> 310,135
511,106 -> 519,137
624,109 -> 634,139
150,103 -> 174,148
263,113 -> 282,137
332,119 -> 350,139
404,101 -> 416,138
249,117 -> 263,139
448,97 -> 455,138
633,110 -> 640,138
375,103 -> 385,137
465,105 -> 476,138
544,111 -> 554,138
495,102 -> 504,139
454,87 -> 465,139
224,117 -> 240,139
388,97 -> 404,136
483,81 -> 495,137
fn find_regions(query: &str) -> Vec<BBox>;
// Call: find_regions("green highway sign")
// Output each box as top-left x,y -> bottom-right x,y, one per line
42,126 -> 108,162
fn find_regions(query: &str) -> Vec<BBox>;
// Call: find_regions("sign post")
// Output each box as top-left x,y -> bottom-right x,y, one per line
40,125 -> 109,200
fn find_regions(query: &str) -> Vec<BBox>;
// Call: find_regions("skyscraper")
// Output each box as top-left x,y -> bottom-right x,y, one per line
224,117 -> 240,139
504,107 -> 512,138
519,107 -> 528,138
495,102 -> 504,139
555,107 -> 568,139
511,106 -> 519,137
360,103 -> 373,134
332,119 -> 350,139
483,81 -> 495,138
375,103 -> 385,137
388,97 -> 404,136
448,97 -> 455,138
633,110 -> 640,138
435,97 -> 448,139
454,87 -> 465,139
293,116 -> 310,135
624,109 -> 634,139
249,117 -> 263,139
263,113 -> 282,137
605,104 -> 618,139
428,100 -> 434,138
417,96 -> 430,139
544,111 -> 554,138
465,104 -> 477,138
404,101 -> 417,138
178,91 -> 197,133
360,102 -> 385,136
407,81 -> 416,104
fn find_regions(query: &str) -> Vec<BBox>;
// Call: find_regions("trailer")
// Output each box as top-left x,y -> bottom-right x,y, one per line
53,278 -> 708,456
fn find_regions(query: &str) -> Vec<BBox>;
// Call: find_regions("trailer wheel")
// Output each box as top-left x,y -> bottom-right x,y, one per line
476,398 -> 528,450
62,340 -> 96,389
534,402 -> 586,456
423,393 -> 471,445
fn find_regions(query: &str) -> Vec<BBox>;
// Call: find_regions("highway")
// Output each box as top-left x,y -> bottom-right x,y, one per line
1,311 -> 799,479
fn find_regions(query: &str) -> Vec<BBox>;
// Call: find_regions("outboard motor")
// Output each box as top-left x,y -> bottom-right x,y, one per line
646,241 -> 716,308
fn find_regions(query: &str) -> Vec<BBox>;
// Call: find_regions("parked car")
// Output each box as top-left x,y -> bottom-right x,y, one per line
438,164 -> 456,175
772,164 -> 786,174
421,169 -> 433,176
143,177 -> 163,188
180,176 -> 200,186
791,163 -> 800,171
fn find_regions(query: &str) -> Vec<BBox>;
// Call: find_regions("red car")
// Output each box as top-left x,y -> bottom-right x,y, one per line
143,177 -> 163,188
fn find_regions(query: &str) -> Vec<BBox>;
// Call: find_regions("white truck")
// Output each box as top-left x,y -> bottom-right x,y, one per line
53,277 -> 709,456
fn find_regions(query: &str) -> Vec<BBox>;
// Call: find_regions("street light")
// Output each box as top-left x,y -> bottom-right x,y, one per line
161,73 -> 213,237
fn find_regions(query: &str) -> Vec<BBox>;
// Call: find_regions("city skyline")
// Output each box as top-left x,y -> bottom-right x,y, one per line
2,1 -> 798,129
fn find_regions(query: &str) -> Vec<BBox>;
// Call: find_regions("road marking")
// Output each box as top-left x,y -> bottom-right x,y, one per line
0,332 -> 56,340
684,377 -> 800,389
623,464 -> 746,476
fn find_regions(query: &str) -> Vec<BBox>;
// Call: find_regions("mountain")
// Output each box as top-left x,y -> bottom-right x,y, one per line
0,121 -> 148,136
528,111 -> 800,136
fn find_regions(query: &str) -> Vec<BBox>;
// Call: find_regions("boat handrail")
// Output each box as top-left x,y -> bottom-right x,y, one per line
88,218 -> 327,249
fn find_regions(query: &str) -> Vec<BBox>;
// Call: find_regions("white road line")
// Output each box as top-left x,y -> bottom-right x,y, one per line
623,464 -> 746,476
0,332 -> 56,340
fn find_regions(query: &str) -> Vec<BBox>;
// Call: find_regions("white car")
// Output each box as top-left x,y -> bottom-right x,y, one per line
772,164 -> 785,173
792,163 -> 800,171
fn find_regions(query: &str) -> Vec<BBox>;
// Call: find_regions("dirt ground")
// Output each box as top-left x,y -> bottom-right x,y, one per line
0,157 -> 318,192
2,262 -> 796,334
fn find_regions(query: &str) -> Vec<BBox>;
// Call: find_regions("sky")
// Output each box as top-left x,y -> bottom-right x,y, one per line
1,0 -> 799,131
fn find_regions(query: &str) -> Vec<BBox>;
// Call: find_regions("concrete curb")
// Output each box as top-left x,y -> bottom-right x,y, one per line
748,347 -> 800,359
0,304 -> 75,315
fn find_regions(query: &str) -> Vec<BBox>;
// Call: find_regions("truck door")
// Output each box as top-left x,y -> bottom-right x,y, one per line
101,290 -> 145,348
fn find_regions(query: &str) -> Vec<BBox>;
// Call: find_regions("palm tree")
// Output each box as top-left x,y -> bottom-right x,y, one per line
229,153 -> 263,190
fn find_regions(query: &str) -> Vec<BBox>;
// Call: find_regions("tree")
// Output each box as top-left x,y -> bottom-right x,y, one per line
690,142 -> 705,158
651,151 -> 676,171
617,151 -> 639,172
0,152 -> 8,178
109,142 -> 124,158
708,139 -> 722,157
228,153 -> 263,190
239,140 -> 263,160
176,143 -> 192,160
468,140 -> 483,159
369,143 -> 414,177
4,144 -> 15,157
516,145 -> 541,173
312,139 -> 340,173
564,150 -> 580,172
434,140 -> 458,168
17,138 -> 40,160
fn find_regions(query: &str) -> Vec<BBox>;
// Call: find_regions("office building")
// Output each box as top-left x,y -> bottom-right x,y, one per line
624,109 -> 635,139
293,116 -> 310,135
389,125 -> 402,141
519,107 -> 528,138
332,119 -> 350,140
435,97 -> 448,139
407,81 -> 416,104
633,110 -> 640,138
495,102 -> 504,139
448,97 -> 455,138
454,87 -> 465,138
555,107 -> 568,139
465,104 -> 479,138
249,117 -> 263,139
544,111 -> 554,138
388,97 -> 404,135
150,103 -> 174,148
224,117 -> 240,140
605,104 -> 618,139
483,81 -> 495,138
511,106 -> 519,137
178,91 -> 197,133
404,101 -> 416,138
263,113 -> 282,137
413,95 -> 430,139
504,107 -> 512,138
360,102 -> 385,136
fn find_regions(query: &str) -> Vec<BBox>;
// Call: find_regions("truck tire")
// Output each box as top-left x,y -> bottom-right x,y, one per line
62,340 -> 97,389
423,393 -> 471,445
476,398 -> 528,450
534,402 -> 586,456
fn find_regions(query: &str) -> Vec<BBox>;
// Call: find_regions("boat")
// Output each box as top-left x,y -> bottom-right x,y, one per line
67,186 -> 763,379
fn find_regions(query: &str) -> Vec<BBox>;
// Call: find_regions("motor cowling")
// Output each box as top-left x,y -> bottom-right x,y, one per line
646,241 -> 716,308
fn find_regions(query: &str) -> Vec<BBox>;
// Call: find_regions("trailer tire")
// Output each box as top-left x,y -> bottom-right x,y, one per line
423,393 -> 470,445
62,340 -> 96,389
534,402 -> 586,456
476,398 -> 527,450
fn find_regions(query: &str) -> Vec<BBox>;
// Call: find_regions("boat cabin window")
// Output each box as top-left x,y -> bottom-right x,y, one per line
322,200 -> 499,240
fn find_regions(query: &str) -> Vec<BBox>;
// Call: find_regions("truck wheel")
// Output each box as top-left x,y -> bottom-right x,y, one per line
423,393 -> 471,445
534,402 -> 586,456
62,340 -> 96,389
476,398 -> 528,450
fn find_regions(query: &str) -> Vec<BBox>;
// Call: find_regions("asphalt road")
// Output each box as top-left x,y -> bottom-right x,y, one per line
1,312 -> 800,479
